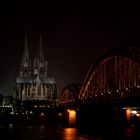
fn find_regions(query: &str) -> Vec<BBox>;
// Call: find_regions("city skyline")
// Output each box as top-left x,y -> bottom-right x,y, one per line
0,15 -> 138,95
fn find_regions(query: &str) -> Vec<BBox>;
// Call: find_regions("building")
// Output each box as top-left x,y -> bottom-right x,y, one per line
14,36 -> 58,101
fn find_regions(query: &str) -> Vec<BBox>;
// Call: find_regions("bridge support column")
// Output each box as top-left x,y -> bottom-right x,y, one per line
67,109 -> 76,127
76,102 -> 128,134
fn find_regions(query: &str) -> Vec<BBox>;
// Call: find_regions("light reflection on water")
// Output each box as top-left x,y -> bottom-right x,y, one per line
0,124 -> 100,140
64,128 -> 88,140
1,124 -> 140,140
63,128 -> 101,140
64,128 -> 77,140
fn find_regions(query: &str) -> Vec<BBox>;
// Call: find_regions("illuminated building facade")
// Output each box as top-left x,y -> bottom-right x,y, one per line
14,36 -> 57,101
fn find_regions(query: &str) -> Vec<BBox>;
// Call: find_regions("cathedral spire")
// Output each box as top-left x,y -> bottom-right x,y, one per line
22,35 -> 30,61
39,35 -> 45,61
20,35 -> 31,77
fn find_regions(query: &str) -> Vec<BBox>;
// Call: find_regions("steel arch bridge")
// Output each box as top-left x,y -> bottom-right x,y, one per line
79,46 -> 140,103
59,84 -> 81,104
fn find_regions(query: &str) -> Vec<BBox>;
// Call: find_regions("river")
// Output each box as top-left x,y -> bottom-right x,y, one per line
0,124 -> 101,140
0,123 -> 140,140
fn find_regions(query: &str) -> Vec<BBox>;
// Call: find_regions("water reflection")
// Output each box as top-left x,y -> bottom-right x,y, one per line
1,123 -> 140,140
63,128 -> 101,140
0,124 -> 100,140
64,128 -> 77,140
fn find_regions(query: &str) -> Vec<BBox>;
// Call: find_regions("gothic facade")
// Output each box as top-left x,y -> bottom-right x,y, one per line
14,36 -> 57,101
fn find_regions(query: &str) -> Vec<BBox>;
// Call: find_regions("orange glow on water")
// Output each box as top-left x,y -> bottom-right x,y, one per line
64,128 -> 77,139
68,110 -> 76,126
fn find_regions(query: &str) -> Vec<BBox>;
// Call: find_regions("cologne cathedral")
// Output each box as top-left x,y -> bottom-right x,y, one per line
14,36 -> 58,101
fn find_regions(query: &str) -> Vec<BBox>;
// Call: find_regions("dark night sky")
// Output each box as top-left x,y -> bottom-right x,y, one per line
0,7 -> 139,95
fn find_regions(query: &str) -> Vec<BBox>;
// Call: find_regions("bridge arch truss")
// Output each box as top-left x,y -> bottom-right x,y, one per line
59,84 -> 81,104
79,46 -> 140,102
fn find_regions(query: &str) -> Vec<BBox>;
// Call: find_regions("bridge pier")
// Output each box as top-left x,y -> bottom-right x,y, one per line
76,102 -> 127,134
66,109 -> 76,127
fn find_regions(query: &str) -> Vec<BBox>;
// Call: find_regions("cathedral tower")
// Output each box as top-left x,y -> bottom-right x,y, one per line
19,36 -> 31,77
15,35 -> 57,101
34,35 -> 47,77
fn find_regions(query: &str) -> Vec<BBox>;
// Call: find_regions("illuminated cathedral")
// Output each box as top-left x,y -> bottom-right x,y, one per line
14,36 -> 58,101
